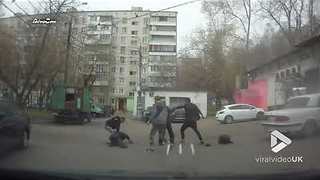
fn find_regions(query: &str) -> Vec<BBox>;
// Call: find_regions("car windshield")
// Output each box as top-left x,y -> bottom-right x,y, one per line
284,97 -> 311,109
1,0 -> 320,178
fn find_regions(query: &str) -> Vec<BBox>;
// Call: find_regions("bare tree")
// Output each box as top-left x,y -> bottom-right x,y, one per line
0,0 -> 78,107
259,0 -> 311,45
202,0 -> 254,50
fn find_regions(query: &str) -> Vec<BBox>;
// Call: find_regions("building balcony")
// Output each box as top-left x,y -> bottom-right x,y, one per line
93,80 -> 109,86
98,21 -> 112,25
85,39 -> 112,45
87,29 -> 112,35
149,52 -> 177,56
150,30 -> 176,36
149,21 -> 176,26
149,40 -> 176,46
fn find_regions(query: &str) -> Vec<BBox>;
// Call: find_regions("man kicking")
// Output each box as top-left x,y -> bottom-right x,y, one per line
174,98 -> 205,145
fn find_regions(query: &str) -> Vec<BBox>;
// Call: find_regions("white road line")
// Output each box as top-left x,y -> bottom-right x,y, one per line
190,143 -> 195,155
166,144 -> 171,156
179,143 -> 182,155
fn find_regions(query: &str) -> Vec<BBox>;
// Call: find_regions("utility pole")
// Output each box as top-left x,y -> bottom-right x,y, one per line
64,17 -> 72,86
136,43 -> 143,119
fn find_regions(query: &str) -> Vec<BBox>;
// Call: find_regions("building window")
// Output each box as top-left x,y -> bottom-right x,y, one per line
159,16 -> 168,22
120,47 -> 126,54
280,71 -> 285,79
122,18 -> 128,24
122,27 -> 127,33
129,81 -> 136,86
119,77 -> 124,84
149,45 -> 176,52
100,25 -> 111,30
88,25 -> 97,31
130,50 -> 138,55
100,16 -> 112,22
286,69 -> 291,79
131,30 -> 138,35
112,88 -> 116,93
129,92 -> 134,96
275,73 -> 280,81
131,40 -> 138,45
89,15 -> 97,22
120,57 -> 125,63
100,34 -> 111,40
119,88 -> 124,94
143,17 -> 149,25
130,61 -> 136,65
129,71 -> 136,75
131,21 -> 138,25
111,67 -> 116,72
143,27 -> 148,34
121,36 -> 126,43
119,67 -> 124,74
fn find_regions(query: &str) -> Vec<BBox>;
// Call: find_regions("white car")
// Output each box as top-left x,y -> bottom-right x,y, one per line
261,93 -> 320,136
216,104 -> 265,124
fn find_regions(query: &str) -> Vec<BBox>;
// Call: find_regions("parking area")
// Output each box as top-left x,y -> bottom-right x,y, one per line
0,117 -> 320,176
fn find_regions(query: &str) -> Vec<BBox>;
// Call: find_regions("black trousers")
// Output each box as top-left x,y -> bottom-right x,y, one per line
180,121 -> 203,141
158,121 -> 175,144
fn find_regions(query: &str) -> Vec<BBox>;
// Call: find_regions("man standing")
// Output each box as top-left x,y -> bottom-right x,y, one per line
148,96 -> 168,147
175,99 -> 205,144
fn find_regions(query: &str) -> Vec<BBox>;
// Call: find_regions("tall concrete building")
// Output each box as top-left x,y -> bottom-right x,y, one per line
0,7 -> 177,111
74,7 -> 177,111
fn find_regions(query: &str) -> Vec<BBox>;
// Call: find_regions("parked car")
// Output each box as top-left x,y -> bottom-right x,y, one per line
54,109 -> 91,124
0,101 -> 31,154
216,104 -> 265,124
261,93 -> 320,136
91,104 -> 105,118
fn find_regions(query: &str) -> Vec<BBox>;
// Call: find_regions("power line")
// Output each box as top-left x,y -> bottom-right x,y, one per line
0,1 -> 32,28
127,0 -> 202,20
13,1 -> 29,15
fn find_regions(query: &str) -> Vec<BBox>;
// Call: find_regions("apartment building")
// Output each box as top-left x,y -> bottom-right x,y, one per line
74,7 -> 177,111
0,7 -> 177,111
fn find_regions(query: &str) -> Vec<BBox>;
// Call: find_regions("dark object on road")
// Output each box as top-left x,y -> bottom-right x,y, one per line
204,143 -> 211,147
218,134 -> 233,144
0,101 -> 31,154
54,109 -> 91,124
109,131 -> 132,148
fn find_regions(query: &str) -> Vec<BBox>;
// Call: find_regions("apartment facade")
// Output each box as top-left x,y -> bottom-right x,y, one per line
74,7 -> 177,111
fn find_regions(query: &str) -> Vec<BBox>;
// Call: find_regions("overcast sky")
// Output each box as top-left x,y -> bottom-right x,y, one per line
1,0 -> 208,50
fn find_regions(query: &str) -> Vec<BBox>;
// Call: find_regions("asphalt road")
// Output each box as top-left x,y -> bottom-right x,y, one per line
0,117 -> 320,176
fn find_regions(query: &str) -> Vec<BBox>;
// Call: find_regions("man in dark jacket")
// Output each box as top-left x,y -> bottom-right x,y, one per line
109,131 -> 133,148
105,115 -> 125,132
175,98 -> 205,144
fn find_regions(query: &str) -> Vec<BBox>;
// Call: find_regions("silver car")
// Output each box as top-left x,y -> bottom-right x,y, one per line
261,93 -> 320,136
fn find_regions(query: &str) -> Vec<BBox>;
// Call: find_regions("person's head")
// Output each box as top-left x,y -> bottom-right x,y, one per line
154,96 -> 161,103
185,98 -> 191,104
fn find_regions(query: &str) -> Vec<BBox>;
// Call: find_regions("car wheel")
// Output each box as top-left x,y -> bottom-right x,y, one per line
302,120 -> 317,137
18,131 -> 29,149
224,115 -> 233,124
256,112 -> 264,120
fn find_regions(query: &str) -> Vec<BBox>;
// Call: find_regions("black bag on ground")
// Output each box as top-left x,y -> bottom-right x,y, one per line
218,134 -> 233,144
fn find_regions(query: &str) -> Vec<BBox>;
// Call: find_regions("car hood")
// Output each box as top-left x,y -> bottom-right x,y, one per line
265,108 -> 319,118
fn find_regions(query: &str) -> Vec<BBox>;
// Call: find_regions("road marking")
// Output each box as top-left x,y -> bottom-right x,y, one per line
179,143 -> 182,155
190,143 -> 195,155
166,144 -> 171,156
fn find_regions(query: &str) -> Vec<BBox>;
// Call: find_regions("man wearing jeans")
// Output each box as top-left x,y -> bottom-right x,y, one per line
149,97 -> 167,147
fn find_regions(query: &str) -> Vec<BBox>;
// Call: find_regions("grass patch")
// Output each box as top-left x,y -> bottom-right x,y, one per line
26,109 -> 54,120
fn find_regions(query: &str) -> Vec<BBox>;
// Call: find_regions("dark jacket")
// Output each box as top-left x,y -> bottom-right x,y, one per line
175,103 -> 203,122
105,116 -> 121,132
